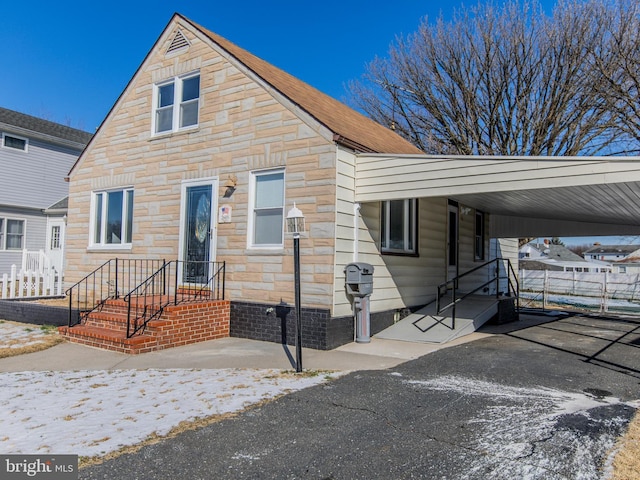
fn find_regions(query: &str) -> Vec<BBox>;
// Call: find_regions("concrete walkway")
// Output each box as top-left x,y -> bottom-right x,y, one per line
0,329 -> 493,373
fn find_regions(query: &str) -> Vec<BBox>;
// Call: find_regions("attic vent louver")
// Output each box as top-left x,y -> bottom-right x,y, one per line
167,30 -> 190,54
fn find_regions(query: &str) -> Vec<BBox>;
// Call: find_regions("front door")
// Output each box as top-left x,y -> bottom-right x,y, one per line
45,217 -> 65,274
179,179 -> 217,285
447,202 -> 459,282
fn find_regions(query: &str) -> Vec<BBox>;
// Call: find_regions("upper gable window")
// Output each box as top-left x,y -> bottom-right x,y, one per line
153,72 -> 200,134
2,133 -> 28,152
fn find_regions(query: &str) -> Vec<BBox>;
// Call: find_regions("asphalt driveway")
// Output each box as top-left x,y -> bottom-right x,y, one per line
80,312 -> 639,479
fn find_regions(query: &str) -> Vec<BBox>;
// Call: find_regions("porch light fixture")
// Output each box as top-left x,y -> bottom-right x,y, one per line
286,203 -> 305,236
223,174 -> 237,198
286,203 -> 305,372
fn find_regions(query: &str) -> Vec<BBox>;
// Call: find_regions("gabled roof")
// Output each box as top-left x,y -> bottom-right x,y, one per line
181,14 -> 422,155
0,107 -> 92,148
525,243 -> 587,262
583,245 -> 639,256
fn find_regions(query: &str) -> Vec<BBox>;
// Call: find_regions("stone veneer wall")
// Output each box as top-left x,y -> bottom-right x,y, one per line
65,19 -> 339,317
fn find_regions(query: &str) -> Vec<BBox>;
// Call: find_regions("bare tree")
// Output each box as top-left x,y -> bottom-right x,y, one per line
349,0 -> 638,155
587,0 -> 640,147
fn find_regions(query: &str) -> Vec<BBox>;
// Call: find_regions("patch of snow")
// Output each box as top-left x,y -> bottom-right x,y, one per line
407,376 -> 637,479
0,369 -> 343,458
0,321 -> 52,349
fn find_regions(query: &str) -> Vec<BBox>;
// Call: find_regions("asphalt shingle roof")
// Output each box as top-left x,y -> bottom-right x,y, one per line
182,14 -> 423,155
0,107 -> 93,146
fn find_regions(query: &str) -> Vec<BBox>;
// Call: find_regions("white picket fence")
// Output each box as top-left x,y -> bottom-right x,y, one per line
519,269 -> 640,314
0,264 -> 62,299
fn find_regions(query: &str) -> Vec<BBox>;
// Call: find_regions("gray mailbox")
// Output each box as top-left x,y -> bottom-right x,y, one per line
344,262 -> 374,343
345,262 -> 374,296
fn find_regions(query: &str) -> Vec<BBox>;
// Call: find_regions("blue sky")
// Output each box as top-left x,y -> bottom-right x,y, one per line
3,0 -> 635,246
1,0 -> 561,133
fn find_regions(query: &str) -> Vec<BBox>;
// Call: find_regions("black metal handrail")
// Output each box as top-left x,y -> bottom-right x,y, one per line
124,260 -> 226,338
66,258 -> 166,327
436,257 -> 519,329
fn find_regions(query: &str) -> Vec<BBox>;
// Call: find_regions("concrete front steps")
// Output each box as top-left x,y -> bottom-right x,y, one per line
59,297 -> 230,354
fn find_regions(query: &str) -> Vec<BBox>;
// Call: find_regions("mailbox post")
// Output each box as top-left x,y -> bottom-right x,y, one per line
344,262 -> 374,343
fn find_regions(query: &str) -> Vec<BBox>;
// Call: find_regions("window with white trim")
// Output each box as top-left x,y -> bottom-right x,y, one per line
90,188 -> 134,247
2,133 -> 28,151
0,217 -> 25,250
381,199 -> 417,254
248,169 -> 285,248
50,225 -> 61,250
475,211 -> 485,260
153,72 -> 200,134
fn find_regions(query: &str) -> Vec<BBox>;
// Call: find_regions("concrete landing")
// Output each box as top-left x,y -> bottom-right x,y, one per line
375,295 -> 500,344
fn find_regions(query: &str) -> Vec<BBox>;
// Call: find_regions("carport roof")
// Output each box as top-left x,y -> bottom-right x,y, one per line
354,154 -> 640,238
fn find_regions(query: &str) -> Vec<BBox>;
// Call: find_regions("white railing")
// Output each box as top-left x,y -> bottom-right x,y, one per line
22,249 -> 50,273
519,269 -> 640,314
0,264 -> 62,299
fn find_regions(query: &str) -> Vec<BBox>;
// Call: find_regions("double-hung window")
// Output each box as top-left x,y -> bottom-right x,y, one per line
91,188 -> 134,248
0,218 -> 25,250
154,72 -> 200,134
248,169 -> 285,248
475,211 -> 485,261
381,199 -> 417,254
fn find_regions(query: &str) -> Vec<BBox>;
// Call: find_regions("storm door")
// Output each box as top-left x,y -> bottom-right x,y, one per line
179,179 -> 217,285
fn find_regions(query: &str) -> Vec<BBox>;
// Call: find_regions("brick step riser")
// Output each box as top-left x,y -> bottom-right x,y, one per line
60,300 -> 231,355
63,326 -> 230,354
62,331 -> 159,355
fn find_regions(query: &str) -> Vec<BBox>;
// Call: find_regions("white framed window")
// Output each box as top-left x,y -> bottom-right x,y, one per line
381,199 -> 417,254
248,169 -> 285,248
50,225 -> 61,250
153,72 -> 200,134
2,133 -> 28,152
475,211 -> 485,261
90,188 -> 134,248
0,217 -> 25,250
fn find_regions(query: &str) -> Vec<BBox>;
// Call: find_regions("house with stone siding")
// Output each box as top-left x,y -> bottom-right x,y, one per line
63,13 -> 512,352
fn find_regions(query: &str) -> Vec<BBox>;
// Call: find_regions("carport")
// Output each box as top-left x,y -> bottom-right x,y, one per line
355,154 -> 640,237
356,154 -> 640,343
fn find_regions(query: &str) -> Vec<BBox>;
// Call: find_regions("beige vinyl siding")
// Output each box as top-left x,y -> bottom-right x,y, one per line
490,237 -> 519,294
333,149 -> 449,317
355,155 -> 640,202
333,148 -> 357,317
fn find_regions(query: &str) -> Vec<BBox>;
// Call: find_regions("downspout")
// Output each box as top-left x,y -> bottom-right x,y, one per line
353,202 -> 361,262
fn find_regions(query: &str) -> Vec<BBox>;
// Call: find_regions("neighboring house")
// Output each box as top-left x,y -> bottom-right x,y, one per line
583,244 -> 640,263
65,13 -> 510,350
520,240 -> 612,273
0,108 -> 92,277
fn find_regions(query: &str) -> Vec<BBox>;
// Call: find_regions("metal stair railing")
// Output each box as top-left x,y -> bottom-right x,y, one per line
123,260 -> 226,338
66,258 -> 166,327
435,258 -> 519,330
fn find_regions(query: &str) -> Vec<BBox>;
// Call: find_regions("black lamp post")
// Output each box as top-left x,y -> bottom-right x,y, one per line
286,203 -> 305,373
